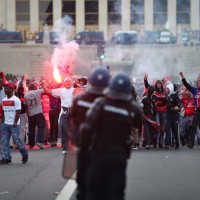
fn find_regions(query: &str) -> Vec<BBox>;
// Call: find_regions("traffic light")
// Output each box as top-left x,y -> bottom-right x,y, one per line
97,45 -> 105,60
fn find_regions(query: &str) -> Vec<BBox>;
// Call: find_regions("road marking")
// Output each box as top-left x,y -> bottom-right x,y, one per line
56,175 -> 77,200
0,191 -> 9,195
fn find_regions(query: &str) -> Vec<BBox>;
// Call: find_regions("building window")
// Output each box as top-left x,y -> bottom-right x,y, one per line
153,0 -> 167,25
108,0 -> 121,25
39,0 -> 53,26
177,0 -> 190,24
16,0 -> 30,26
85,0 -> 98,25
131,0 -> 144,25
62,0 -> 76,25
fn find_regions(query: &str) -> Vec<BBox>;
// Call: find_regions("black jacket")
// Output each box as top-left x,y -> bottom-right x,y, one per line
70,91 -> 103,146
167,92 -> 182,114
142,94 -> 157,116
80,97 -> 143,154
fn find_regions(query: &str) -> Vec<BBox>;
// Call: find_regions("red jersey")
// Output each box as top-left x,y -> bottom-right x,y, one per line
153,91 -> 168,112
41,95 -> 50,113
181,96 -> 195,116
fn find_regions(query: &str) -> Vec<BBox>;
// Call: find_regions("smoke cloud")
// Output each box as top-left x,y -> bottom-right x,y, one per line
50,15 -> 81,77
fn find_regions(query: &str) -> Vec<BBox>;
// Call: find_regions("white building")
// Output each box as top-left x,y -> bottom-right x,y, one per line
0,0 -> 199,39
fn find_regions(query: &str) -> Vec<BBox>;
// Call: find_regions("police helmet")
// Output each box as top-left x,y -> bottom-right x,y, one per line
104,72 -> 132,101
88,67 -> 110,94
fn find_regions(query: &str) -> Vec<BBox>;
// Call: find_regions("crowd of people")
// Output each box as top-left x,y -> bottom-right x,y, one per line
0,68 -> 200,199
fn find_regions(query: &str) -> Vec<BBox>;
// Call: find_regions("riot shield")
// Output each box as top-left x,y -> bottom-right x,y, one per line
62,149 -> 77,179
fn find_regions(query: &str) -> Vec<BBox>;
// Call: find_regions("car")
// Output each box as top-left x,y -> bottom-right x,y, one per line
159,30 -> 177,44
109,30 -> 138,45
74,31 -> 105,45
138,30 -> 160,44
182,30 -> 200,46
35,31 -> 62,44
182,32 -> 189,43
0,31 -> 23,43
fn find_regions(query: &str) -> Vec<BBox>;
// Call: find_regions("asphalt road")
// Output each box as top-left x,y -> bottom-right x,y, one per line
125,146 -> 200,200
0,144 -> 67,200
1,144 -> 200,200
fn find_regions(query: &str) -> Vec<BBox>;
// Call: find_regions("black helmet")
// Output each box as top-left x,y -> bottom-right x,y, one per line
104,72 -> 132,101
88,67 -> 110,94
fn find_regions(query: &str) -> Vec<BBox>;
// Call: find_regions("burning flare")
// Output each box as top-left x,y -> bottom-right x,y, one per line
53,65 -> 62,83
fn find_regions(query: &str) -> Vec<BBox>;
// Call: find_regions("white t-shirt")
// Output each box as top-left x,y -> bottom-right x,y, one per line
2,95 -> 21,125
52,87 -> 74,108
52,87 -> 74,122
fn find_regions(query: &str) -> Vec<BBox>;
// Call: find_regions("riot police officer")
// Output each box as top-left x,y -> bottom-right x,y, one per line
80,72 -> 143,200
70,67 -> 110,200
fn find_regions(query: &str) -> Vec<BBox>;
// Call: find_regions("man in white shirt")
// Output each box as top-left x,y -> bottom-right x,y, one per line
1,81 -> 28,164
42,77 -> 74,153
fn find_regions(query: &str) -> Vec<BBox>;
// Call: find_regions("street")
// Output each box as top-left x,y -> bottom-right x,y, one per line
0,144 -> 67,200
125,146 -> 200,200
0,144 -> 200,200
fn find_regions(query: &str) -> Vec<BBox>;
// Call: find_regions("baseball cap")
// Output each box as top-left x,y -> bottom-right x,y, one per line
3,81 -> 16,90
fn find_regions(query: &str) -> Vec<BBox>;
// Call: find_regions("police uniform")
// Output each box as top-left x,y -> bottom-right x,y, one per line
70,67 -> 110,200
80,73 -> 143,200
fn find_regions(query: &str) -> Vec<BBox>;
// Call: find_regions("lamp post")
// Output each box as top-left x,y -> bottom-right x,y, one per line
97,44 -> 105,66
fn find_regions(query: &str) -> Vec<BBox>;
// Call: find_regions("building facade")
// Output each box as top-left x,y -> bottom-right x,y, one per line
0,0 -> 199,39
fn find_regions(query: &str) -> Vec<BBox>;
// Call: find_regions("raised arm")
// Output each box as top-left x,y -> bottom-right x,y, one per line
40,80 -> 52,95
179,72 -> 192,91
144,73 -> 149,89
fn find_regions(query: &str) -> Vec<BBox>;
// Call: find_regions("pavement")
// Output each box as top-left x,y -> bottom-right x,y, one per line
1,143 -> 200,200
58,145 -> 200,200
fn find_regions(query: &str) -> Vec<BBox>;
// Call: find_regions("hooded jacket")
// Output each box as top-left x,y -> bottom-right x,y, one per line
142,86 -> 157,116
167,84 -> 182,113
144,79 -> 168,112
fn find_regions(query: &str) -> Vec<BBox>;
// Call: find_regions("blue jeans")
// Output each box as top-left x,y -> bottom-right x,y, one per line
59,113 -> 70,150
165,113 -> 180,147
1,123 -> 28,160
156,112 -> 167,145
0,120 -> 4,160
180,115 -> 193,137
187,110 -> 200,144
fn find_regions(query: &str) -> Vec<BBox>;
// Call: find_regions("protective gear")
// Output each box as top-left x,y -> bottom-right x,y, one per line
104,72 -> 132,101
81,93 -> 143,200
70,67 -> 110,200
88,67 -> 110,95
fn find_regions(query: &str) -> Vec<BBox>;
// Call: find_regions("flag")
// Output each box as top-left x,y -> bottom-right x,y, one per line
0,72 -> 7,83
143,115 -> 160,131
